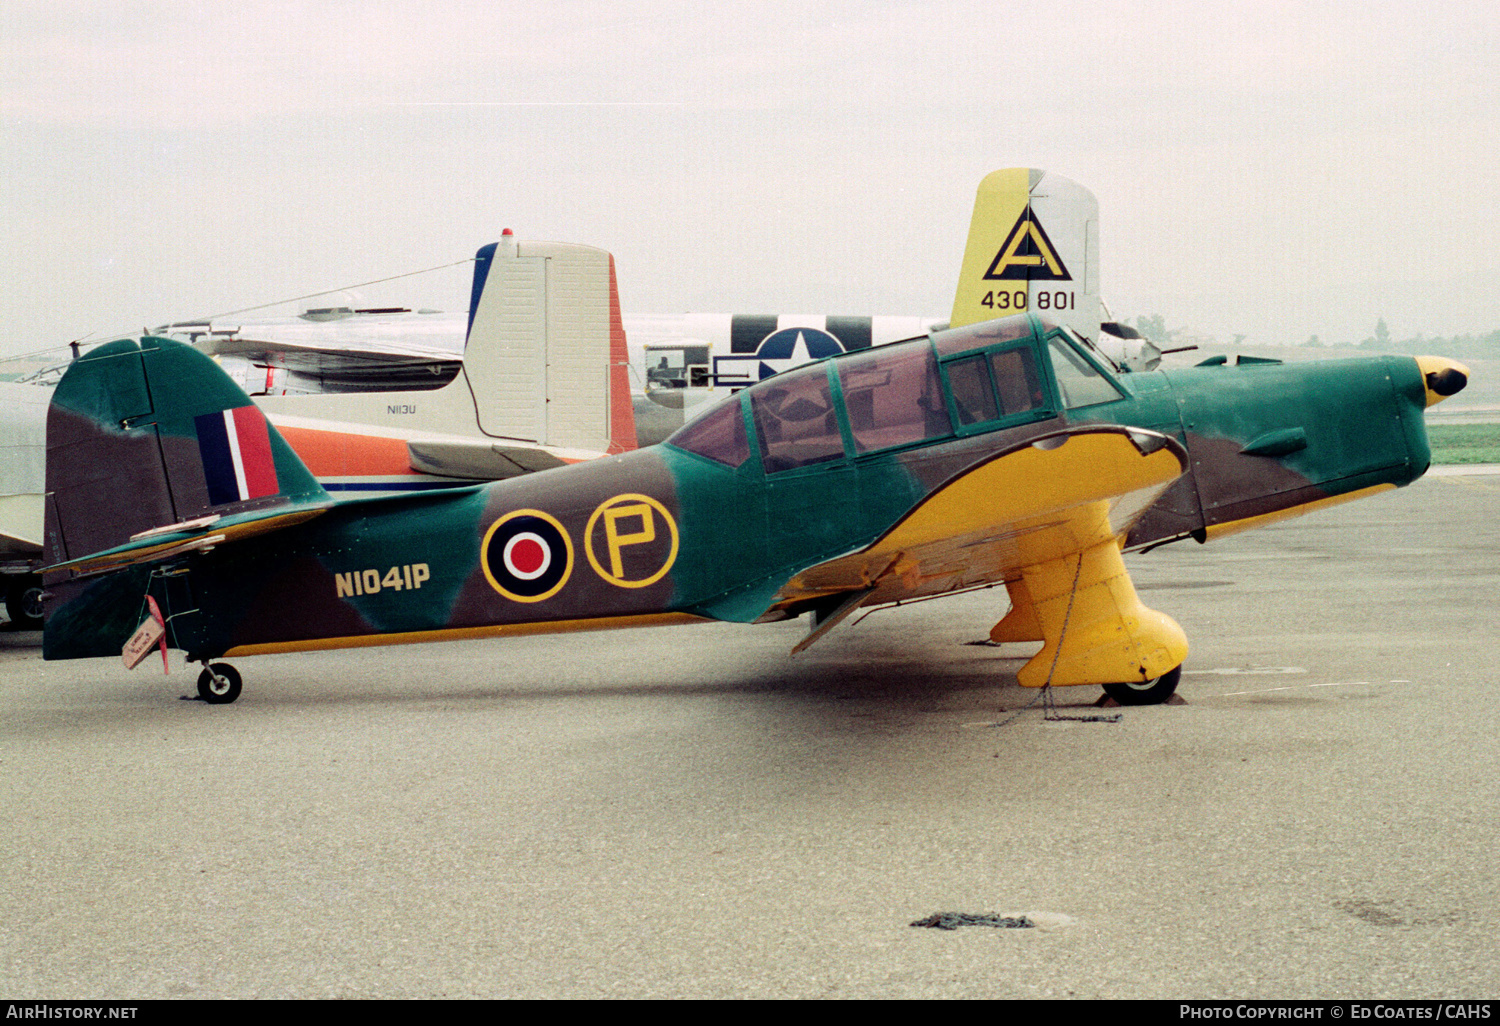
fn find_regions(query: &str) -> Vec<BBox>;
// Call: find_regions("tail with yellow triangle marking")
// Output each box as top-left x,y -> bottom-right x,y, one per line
950,169 -> 1101,342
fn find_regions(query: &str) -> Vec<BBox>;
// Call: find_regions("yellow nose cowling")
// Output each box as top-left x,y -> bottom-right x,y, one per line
1415,356 -> 1470,407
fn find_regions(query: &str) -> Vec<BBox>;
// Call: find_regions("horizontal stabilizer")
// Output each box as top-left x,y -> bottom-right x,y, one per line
44,505 -> 330,578
406,439 -> 568,480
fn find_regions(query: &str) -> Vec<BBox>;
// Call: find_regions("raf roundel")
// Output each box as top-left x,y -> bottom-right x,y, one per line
482,509 -> 573,603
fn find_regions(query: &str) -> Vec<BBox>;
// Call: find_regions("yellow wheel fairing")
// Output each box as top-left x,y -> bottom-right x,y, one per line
1012,518 -> 1188,689
989,578 -> 1045,643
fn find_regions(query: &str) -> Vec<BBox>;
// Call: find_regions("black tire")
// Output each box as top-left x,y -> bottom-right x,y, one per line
5,578 -> 44,630
1102,665 -> 1182,706
197,663 -> 243,704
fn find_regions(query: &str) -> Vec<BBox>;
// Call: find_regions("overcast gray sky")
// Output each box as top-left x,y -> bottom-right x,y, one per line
3,0 -> 1497,354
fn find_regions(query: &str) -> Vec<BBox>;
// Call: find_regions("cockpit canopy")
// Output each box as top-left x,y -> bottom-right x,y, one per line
666,313 -> 1126,471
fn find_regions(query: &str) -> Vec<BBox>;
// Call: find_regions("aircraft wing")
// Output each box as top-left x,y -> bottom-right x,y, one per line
772,425 -> 1187,648
166,313 -> 466,387
174,312 -> 465,359
209,337 -> 458,368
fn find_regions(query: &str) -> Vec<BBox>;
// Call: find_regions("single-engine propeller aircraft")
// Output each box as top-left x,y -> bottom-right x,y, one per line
40,186 -> 1470,702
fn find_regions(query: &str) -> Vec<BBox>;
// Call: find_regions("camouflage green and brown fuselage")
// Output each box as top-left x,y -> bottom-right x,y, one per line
42,316 -> 1438,664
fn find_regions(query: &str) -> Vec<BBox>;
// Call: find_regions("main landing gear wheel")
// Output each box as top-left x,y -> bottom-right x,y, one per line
1102,666 -> 1182,706
197,663 -> 242,704
5,578 -> 44,631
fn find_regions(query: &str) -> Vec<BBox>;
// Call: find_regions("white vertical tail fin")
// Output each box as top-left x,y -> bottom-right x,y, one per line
464,235 -> 636,454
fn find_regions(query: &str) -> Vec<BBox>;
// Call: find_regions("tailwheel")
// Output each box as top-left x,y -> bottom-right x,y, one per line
1101,666 -> 1181,706
197,663 -> 242,705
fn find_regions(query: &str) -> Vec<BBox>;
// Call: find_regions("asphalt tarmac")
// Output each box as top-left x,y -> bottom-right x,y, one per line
1,471 -> 1497,999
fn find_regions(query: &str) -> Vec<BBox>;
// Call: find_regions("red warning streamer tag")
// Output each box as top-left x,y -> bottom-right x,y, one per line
122,596 -> 169,673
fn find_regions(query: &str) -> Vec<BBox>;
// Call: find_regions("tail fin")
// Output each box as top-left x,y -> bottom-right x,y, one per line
44,337 -> 328,568
463,234 -> 637,454
950,169 -> 1100,341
